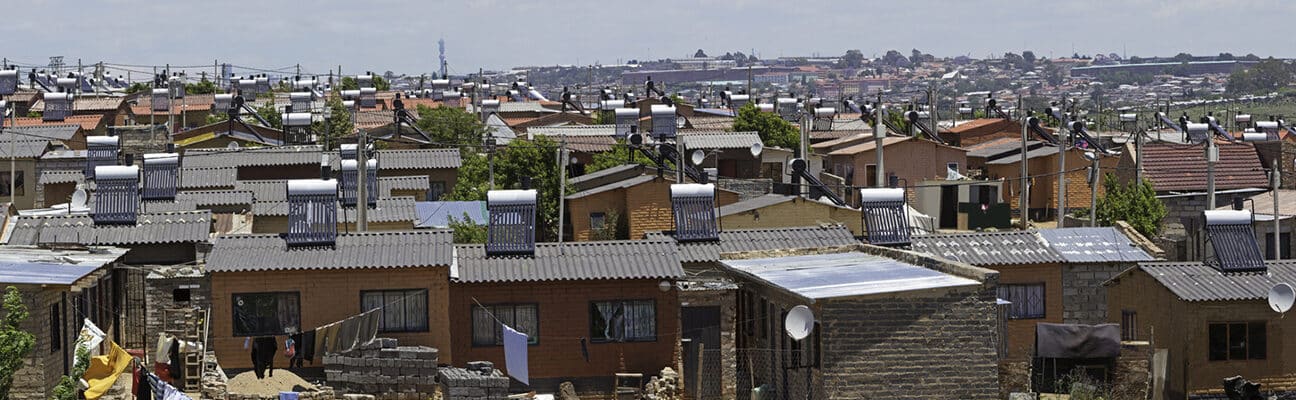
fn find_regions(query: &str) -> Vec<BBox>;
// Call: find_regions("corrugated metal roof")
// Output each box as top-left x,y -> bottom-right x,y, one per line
38,170 -> 85,185
717,194 -> 796,216
7,211 -> 212,246
985,146 -> 1067,165
910,231 -> 1064,266
569,164 -> 645,191
1136,261 -> 1296,302
721,251 -> 981,301
207,230 -> 454,272
0,246 -> 128,286
497,102 -> 559,113
0,140 -> 49,158
183,145 -> 323,169
234,180 -> 288,202
251,197 -> 417,223
648,225 -> 859,263
414,201 -> 487,228
180,167 -> 238,189
1037,227 -> 1156,263
566,175 -> 656,199
176,190 -> 255,207
453,239 -> 682,283
527,125 -> 616,137
678,131 -> 762,150
325,149 -> 460,171
4,124 -> 80,141
378,176 -> 430,195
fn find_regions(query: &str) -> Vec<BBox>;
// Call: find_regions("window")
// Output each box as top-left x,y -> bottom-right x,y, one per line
173,288 -> 191,303
1209,322 -> 1266,361
590,212 -> 607,231
361,289 -> 429,333
590,300 -> 657,343
50,303 -> 61,353
1264,232 -> 1291,259
428,181 -> 446,201
998,284 -> 1045,319
231,292 -> 300,337
864,164 -> 878,188
1121,310 -> 1138,341
0,171 -> 25,196
471,304 -> 539,346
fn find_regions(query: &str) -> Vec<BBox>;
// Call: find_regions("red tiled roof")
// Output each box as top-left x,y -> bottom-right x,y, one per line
11,115 -> 101,131
1140,141 -> 1268,191
944,118 -> 1010,134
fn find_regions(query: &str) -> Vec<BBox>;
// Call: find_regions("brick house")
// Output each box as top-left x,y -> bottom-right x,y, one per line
822,136 -> 967,194
1115,140 -> 1269,227
1106,260 -> 1296,399
205,230 -> 455,369
564,171 -> 739,241
939,118 -> 1026,148
0,246 -> 128,400
718,245 -> 1002,400
449,239 -> 684,395
172,119 -> 287,149
329,149 -> 461,201
983,146 -> 1119,221
5,210 -> 212,265
717,195 -> 864,236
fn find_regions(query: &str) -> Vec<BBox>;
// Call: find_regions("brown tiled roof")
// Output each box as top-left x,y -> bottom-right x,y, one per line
29,97 -> 124,112
1140,141 -> 1268,191
943,118 -> 1011,134
11,115 -> 102,131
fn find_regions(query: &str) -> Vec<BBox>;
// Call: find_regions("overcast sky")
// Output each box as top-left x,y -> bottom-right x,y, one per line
3,0 -> 1291,77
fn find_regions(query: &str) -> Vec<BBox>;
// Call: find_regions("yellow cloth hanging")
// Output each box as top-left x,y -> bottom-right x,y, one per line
82,342 -> 132,400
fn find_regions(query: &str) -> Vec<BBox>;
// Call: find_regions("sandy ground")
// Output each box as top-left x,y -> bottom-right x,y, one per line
226,369 -> 318,397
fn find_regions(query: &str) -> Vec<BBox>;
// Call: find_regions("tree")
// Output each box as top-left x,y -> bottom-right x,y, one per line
733,103 -> 798,149
415,105 -> 488,150
1227,59 -> 1294,95
444,137 -> 568,241
1022,50 -> 1037,66
1003,52 -> 1025,70
372,75 -> 391,91
694,49 -> 708,58
185,78 -> 218,95
733,51 -> 749,67
1172,52 -> 1194,63
1128,56 -> 1144,64
338,76 -> 389,91
312,96 -> 354,149
253,100 -> 282,129
1217,52 -> 1235,61
0,286 -> 35,399
1043,61 -> 1066,86
841,50 -> 865,69
51,345 -> 90,400
882,50 -> 907,67
125,82 -> 149,94
340,76 -> 358,91
447,214 -> 486,244
1094,174 -> 1166,238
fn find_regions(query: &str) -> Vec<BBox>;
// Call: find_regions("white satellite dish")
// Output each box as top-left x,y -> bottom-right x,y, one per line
70,189 -> 88,209
784,305 -> 814,341
750,142 -> 763,158
1269,283 -> 1295,313
227,141 -> 240,149
691,149 -> 705,166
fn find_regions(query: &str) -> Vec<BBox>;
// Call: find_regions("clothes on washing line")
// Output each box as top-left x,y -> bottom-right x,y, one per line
146,370 -> 193,400
167,340 -> 181,386
290,330 -> 315,367
155,334 -> 173,365
251,337 -> 277,380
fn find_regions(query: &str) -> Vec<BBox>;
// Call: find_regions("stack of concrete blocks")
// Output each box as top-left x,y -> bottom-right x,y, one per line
437,362 -> 509,400
323,338 -> 440,399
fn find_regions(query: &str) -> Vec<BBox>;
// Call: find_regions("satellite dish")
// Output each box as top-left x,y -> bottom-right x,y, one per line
70,189 -> 88,209
785,305 -> 814,341
1269,283 -> 1295,313
628,134 -> 643,146
227,141 -> 240,149
750,142 -> 763,158
691,149 -> 705,166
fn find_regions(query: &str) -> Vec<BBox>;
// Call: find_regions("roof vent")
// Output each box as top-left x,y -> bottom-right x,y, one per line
670,183 -> 719,241
650,104 -> 677,140
339,159 -> 378,207
614,108 -> 640,138
43,92 -> 74,121
91,165 -> 139,225
859,188 -> 911,246
0,69 -> 17,96
284,179 -> 339,247
485,189 -> 537,256
1203,210 -> 1265,272
85,135 -> 120,178
359,87 -> 377,108
141,153 -> 179,200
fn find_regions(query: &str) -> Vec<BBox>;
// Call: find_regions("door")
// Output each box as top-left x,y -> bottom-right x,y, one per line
681,306 -> 722,400
940,185 -> 959,229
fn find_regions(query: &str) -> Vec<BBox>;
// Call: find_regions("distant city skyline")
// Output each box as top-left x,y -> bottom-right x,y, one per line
3,0 -> 1291,76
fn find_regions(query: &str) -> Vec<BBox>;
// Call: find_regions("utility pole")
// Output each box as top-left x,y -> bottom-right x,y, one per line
1206,137 -> 1217,210
356,129 -> 368,232
874,92 -> 885,188
1020,116 -> 1031,229
1134,123 -> 1143,184
1274,158 -> 1282,260
1090,154 -> 1099,227
676,137 -> 685,184
928,85 -> 937,137
557,138 -> 567,249
798,109 -> 809,196
1057,99 -> 1070,222
6,100 -> 12,205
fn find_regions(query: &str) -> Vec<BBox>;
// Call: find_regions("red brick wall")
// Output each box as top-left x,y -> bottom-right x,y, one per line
449,279 -> 681,380
992,263 -> 1064,360
209,267 -> 452,369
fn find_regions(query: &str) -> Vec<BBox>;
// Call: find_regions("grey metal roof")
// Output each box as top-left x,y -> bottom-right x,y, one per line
368,149 -> 461,170
234,180 -> 288,202
717,194 -> 796,216
176,190 -> 255,207
0,140 -> 49,158
0,246 -> 128,286
569,164 -> 643,187
497,102 -> 559,113
720,251 -> 981,301
911,231 -> 1064,266
38,170 -> 85,185
486,114 -> 517,145
566,175 -> 656,199
378,176 -> 430,196
3,124 -> 80,142
180,167 -> 238,189
183,145 -> 323,169
986,146 -> 1062,165
1037,227 -> 1156,263
453,239 -> 682,283
1134,261 -> 1296,302
207,230 -> 454,272
251,197 -> 417,223
7,211 -> 212,246
648,225 -> 859,263
678,131 -> 763,150
966,140 -> 1044,159
527,125 -> 616,137
414,201 -> 487,229
40,149 -> 87,160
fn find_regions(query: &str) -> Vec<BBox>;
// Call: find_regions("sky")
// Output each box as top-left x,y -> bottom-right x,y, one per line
3,0 -> 1292,78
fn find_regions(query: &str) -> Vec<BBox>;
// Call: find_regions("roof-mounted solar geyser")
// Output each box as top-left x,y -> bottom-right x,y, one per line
282,112 -> 312,128
151,88 -> 170,112
1203,209 -> 1266,273
728,94 -> 750,110
813,107 -> 836,131
141,153 -> 179,200
614,108 -> 639,139
214,93 -> 234,111
168,76 -> 186,99
480,99 -> 501,116
601,99 -> 625,111
859,188 -> 911,246
670,183 -> 719,242
757,103 -> 774,113
85,135 -> 120,178
284,179 -> 339,247
254,76 -> 270,93
91,165 -> 139,225
431,79 -> 450,100
0,69 -> 18,96
56,77 -> 78,92
1184,122 -> 1211,143
289,92 -> 314,112
359,87 -> 377,108
356,74 -> 375,88
339,159 -> 378,208
485,189 -> 538,256
43,92 -> 74,121
776,97 -> 798,121
1256,120 -> 1282,141
650,104 -> 677,140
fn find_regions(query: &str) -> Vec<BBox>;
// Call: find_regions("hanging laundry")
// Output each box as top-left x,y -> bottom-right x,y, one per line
155,333 -> 173,365
334,316 -> 360,353
168,340 -> 182,386
503,325 -> 530,386
83,342 -> 132,400
134,365 -> 152,400
312,323 -> 332,358
320,322 -> 341,354
147,371 -> 193,400
297,330 -> 316,365
284,337 -> 297,359
580,337 -> 589,363
251,337 -> 278,379
361,310 -> 380,346
77,318 -> 106,358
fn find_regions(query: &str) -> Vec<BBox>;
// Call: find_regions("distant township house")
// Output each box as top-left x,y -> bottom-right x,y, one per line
1115,140 -> 1269,226
564,165 -> 740,241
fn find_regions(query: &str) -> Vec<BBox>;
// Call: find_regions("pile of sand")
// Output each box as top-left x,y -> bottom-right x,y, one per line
226,369 -> 317,396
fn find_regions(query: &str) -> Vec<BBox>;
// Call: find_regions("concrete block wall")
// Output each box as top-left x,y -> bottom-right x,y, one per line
438,364 -> 510,400
144,271 -> 211,343
1061,263 -> 1130,325
324,338 -> 440,398
7,287 -> 67,400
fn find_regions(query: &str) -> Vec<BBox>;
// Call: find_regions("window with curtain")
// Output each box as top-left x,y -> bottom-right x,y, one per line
471,304 -> 539,346
361,289 -> 429,333
998,283 -> 1046,319
232,292 -> 300,337
590,300 -> 656,343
